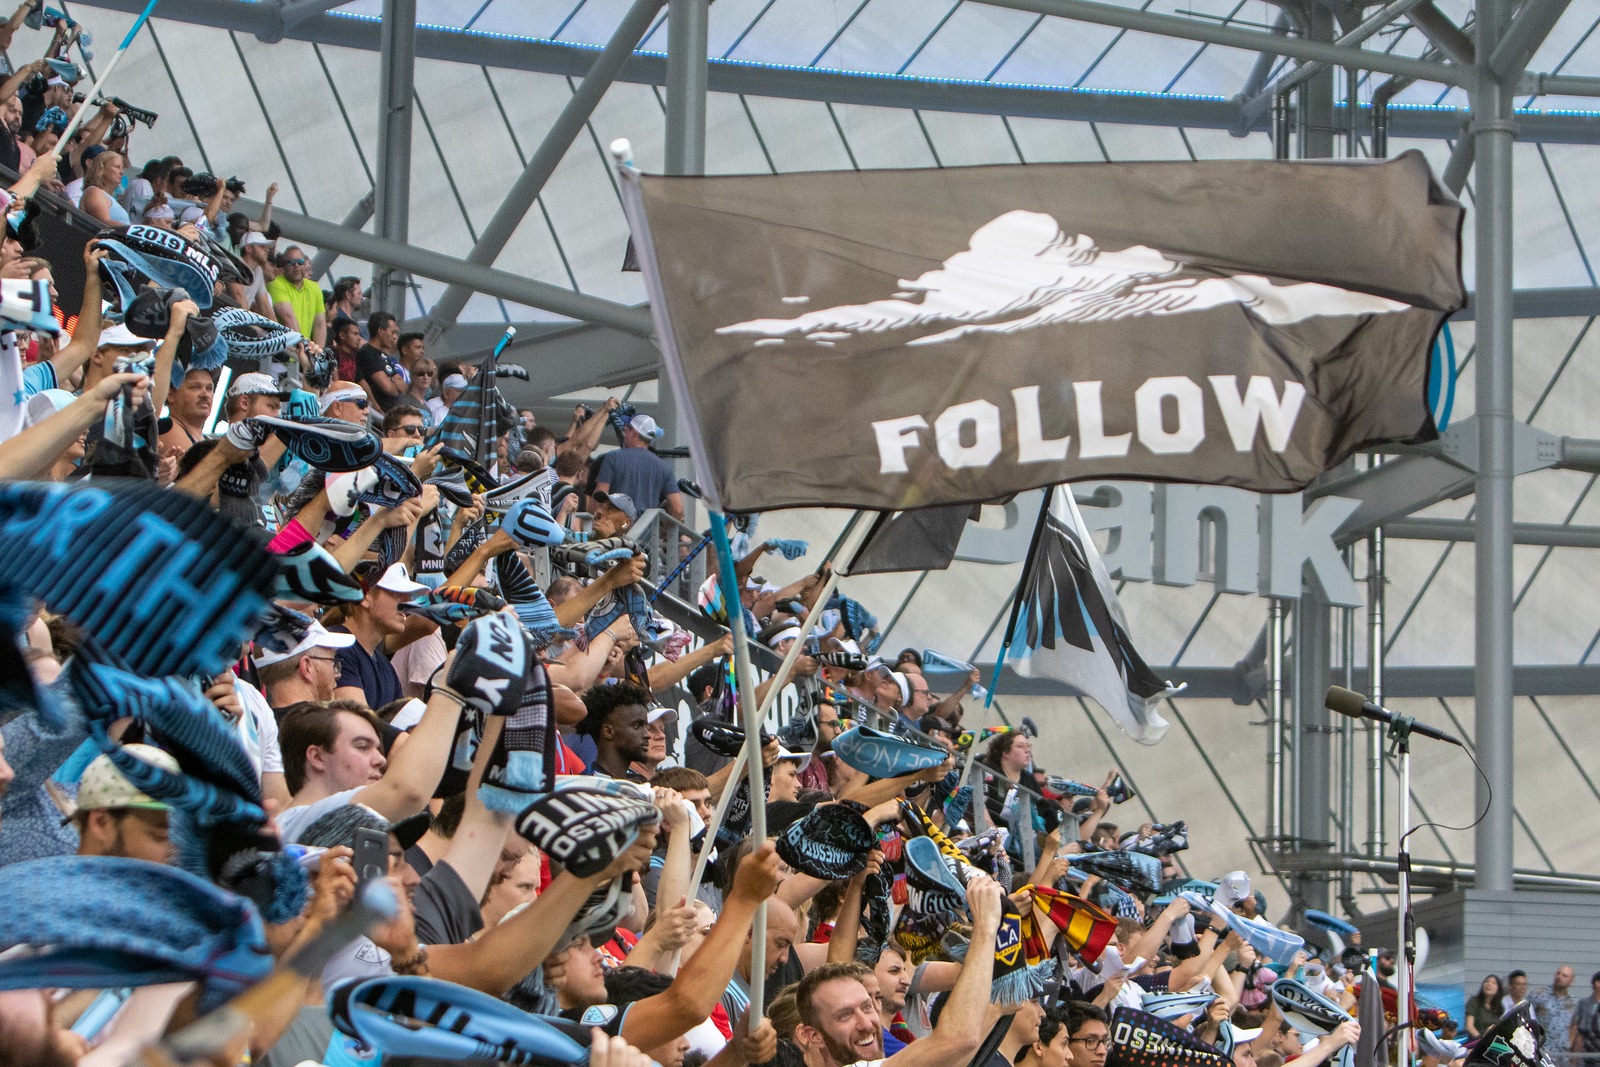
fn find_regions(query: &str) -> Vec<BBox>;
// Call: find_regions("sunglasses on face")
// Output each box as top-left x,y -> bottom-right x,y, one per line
350,397 -> 369,410
284,257 -> 308,266
394,424 -> 422,436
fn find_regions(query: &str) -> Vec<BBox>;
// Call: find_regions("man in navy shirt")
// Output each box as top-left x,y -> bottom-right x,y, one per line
594,414 -> 684,521
331,562 -> 429,709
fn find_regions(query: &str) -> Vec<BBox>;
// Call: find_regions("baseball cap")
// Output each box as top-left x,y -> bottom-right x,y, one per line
774,744 -> 812,773
646,706 -> 678,725
97,323 -> 157,349
441,374 -> 469,390
74,744 -> 181,816
241,231 -> 272,247
1217,1020 -> 1264,1056
628,414 -> 663,440
228,371 -> 291,400
255,620 -> 355,668
376,562 -> 428,597
592,490 -> 638,522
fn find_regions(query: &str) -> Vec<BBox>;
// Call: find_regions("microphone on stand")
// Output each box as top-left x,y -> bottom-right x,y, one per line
1324,686 -> 1463,747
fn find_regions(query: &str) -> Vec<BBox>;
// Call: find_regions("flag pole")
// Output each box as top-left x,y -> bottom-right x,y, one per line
54,0 -> 161,150
706,510 -> 772,1029
685,513 -> 869,898
953,488 -> 1054,827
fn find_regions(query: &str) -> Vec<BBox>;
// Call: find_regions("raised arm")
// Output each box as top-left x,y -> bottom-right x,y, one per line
0,372 -> 144,479
349,688 -> 465,821
559,396 -> 618,463
880,876 -> 1002,1067
620,842 -> 783,1052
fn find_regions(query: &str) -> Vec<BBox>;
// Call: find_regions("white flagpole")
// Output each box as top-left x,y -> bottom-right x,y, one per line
55,0 -> 161,150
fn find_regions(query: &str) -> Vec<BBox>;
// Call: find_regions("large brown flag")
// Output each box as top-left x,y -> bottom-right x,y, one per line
620,152 -> 1464,515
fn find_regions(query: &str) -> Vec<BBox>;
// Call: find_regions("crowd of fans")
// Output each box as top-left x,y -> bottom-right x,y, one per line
0,9 -> 1574,1067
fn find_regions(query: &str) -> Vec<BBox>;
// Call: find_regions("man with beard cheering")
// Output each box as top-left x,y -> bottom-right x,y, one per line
791,876 -> 1003,1067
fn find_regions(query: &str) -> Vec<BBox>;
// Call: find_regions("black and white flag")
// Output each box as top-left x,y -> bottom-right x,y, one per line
620,152 -> 1464,514
1009,486 -> 1177,745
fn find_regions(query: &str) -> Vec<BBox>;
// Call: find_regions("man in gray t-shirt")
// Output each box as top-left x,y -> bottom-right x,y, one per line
593,413 -> 683,520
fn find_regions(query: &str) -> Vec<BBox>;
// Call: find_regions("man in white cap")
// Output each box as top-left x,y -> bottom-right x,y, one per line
71,744 -> 179,864
235,230 -> 276,317
82,322 -> 154,394
594,411 -> 684,521
426,371 -> 467,427
225,371 -> 290,423
329,561 -> 431,709
256,620 -> 355,713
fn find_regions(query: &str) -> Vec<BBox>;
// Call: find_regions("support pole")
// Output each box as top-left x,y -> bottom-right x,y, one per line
1294,588 -> 1333,913
373,0 -> 416,317
1338,551 -> 1356,910
665,0 -> 709,176
1366,528 -> 1387,858
1473,0 -> 1517,896
1267,598 -> 1286,844
422,0 -> 666,341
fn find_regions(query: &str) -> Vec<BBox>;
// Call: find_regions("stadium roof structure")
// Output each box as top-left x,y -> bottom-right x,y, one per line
62,0 -> 1600,924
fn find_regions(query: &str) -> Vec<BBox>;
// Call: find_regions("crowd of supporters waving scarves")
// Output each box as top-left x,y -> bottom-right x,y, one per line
0,7 -> 1566,1067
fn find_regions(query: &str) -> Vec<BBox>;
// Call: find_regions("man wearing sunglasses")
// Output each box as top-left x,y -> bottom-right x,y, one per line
268,243 -> 328,347
321,379 -> 371,426
382,404 -> 427,455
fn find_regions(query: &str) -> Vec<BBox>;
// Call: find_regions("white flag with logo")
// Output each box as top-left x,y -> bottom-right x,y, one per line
1008,486 -> 1179,745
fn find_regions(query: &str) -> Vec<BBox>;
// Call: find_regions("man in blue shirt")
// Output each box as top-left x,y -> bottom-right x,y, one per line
594,414 -> 684,521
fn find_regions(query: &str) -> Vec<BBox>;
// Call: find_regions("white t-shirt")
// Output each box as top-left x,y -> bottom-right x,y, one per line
276,786 -> 363,844
232,678 -> 284,778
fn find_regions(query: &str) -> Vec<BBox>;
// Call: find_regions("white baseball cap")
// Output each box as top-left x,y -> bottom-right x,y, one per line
646,706 -> 678,725
376,562 -> 428,597
228,371 -> 291,400
241,231 -> 272,247
628,413 -> 663,440
97,323 -> 156,349
255,620 -> 356,668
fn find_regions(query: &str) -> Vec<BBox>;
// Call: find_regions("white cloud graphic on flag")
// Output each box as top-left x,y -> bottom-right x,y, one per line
716,210 -> 1409,345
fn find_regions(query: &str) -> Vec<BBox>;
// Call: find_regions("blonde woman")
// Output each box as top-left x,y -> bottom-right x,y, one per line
79,149 -> 130,230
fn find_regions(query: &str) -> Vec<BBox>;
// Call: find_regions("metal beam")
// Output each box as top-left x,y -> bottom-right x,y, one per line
374,0 -> 416,317
1473,0 -> 1516,896
421,0 -> 666,340
1441,130 -> 1476,194
253,0 -> 351,43
1490,0 -> 1576,81
1237,0 -> 1433,130
1454,285 -> 1600,319
971,0 -> 1464,86
1408,2 -> 1476,67
236,198 -> 656,337
665,0 -> 708,176
979,663 -> 1600,700
309,190 -> 374,281
1521,73 -> 1600,98
1383,518 -> 1600,548
1229,10 -> 1294,137
66,0 -> 1600,142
